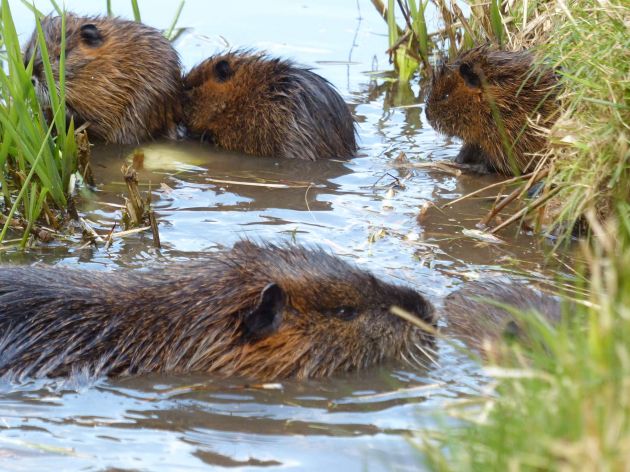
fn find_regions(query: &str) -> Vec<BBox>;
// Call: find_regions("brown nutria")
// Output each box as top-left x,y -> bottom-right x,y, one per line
182,51 -> 358,160
425,45 -> 558,175
0,241 -> 435,380
23,13 -> 182,144
442,279 -> 562,357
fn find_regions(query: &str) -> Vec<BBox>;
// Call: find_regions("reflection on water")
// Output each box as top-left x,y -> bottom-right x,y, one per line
1,1 -> 565,470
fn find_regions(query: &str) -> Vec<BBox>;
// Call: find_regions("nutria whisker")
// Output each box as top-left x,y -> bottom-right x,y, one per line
412,343 -> 439,368
415,341 -> 439,359
406,347 -> 429,370
399,351 -> 418,370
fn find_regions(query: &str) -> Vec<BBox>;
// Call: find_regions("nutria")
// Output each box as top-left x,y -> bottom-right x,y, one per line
425,45 -> 558,175
183,51 -> 358,160
0,241 -> 435,380
23,13 -> 182,144
442,279 -> 562,357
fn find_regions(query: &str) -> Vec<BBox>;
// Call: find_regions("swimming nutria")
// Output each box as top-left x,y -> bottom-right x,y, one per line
425,45 -> 558,175
442,279 -> 562,357
183,51 -> 358,160
0,241 -> 435,380
23,13 -> 182,144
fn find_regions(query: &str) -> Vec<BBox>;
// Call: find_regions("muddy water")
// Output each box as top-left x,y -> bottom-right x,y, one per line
2,1 -> 562,470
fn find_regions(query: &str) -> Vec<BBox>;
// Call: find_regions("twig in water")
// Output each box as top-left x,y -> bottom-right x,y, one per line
442,171 -> 536,208
78,217 -> 105,244
206,177 -> 309,189
149,211 -> 161,249
490,185 -> 564,234
121,164 -> 145,227
479,167 -> 549,227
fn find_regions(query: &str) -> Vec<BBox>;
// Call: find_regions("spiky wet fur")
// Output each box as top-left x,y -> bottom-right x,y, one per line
183,51 -> 358,160
0,242 -> 434,381
23,13 -> 183,144
425,45 -> 559,175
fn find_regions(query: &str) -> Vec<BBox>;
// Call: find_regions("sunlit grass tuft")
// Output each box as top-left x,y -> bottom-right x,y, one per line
539,0 -> 629,243
0,0 -> 77,247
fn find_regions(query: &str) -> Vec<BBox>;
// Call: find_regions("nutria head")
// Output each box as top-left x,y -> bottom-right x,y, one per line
22,13 -> 183,144
183,51 -> 358,160
0,241 -> 435,380
442,279 -> 562,358
425,45 -> 558,174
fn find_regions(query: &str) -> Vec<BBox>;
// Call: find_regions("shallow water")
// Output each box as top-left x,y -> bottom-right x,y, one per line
2,1 -> 564,470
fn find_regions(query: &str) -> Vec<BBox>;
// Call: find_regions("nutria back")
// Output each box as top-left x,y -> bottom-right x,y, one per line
425,45 -> 558,175
442,279 -> 562,357
183,51 -> 358,160
0,242 -> 434,380
23,13 -> 182,144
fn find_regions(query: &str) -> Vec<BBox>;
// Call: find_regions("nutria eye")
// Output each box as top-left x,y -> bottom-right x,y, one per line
334,306 -> 358,321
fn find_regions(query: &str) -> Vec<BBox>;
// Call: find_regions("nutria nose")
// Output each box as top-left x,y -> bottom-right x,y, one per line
388,289 -> 435,325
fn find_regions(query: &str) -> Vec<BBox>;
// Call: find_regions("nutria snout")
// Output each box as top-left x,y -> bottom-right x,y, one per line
23,13 -> 182,144
425,45 -> 558,175
183,51 -> 358,160
442,279 -> 562,357
0,241 -> 435,380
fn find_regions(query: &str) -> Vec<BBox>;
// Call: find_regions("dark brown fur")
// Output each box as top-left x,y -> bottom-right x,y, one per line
442,279 -> 562,357
183,51 -> 358,160
425,46 -> 558,175
0,242 -> 434,380
23,13 -> 182,144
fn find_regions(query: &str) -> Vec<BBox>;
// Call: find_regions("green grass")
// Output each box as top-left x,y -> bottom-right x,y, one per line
371,0 -> 511,80
0,0 -> 77,247
420,203 -> 630,470
109,0 -> 186,41
539,0 -> 629,243
0,0 -> 187,248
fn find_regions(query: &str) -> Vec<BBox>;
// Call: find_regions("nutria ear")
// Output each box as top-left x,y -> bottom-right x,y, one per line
459,63 -> 481,88
243,283 -> 285,339
214,60 -> 233,82
80,24 -> 103,47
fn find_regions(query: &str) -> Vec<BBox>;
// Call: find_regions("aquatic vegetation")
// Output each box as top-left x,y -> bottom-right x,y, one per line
0,0 -> 77,247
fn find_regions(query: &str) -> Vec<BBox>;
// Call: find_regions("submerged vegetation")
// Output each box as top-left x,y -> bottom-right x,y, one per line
374,1 -> 630,469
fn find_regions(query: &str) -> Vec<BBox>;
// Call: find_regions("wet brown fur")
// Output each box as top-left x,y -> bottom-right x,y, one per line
23,13 -> 183,144
442,279 -> 561,357
0,242 -> 434,381
183,51 -> 358,160
425,46 -> 558,175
